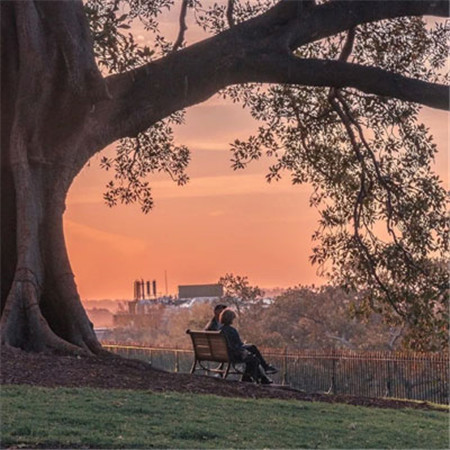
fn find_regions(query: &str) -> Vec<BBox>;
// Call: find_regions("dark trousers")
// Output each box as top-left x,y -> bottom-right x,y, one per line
242,344 -> 269,370
241,352 -> 262,381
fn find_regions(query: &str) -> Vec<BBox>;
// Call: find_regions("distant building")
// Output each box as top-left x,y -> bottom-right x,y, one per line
94,327 -> 110,340
178,284 -> 223,300
112,283 -> 224,328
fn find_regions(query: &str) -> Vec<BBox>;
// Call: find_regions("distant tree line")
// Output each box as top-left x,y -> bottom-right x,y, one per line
104,282 -> 439,351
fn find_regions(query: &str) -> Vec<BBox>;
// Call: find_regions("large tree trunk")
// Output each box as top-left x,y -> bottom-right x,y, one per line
1,1 -> 107,354
1,162 -> 101,353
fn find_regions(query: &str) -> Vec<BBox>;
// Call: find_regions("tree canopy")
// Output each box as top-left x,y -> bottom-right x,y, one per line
219,273 -> 264,315
1,0 -> 448,353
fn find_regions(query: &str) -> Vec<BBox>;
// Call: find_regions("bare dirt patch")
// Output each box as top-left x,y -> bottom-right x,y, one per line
1,345 -> 444,411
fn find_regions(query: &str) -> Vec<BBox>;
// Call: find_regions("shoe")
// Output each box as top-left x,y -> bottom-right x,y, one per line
265,365 -> 279,375
260,376 -> 273,385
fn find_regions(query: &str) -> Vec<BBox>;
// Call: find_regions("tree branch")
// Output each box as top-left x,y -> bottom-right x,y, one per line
226,0 -> 235,28
281,0 -> 450,49
337,27 -> 355,63
242,55 -> 449,110
85,0 -> 449,157
172,0 -> 189,52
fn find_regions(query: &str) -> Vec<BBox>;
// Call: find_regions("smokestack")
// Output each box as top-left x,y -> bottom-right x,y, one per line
146,280 -> 151,297
152,280 -> 157,297
134,280 -> 139,300
141,279 -> 145,300
164,270 -> 168,296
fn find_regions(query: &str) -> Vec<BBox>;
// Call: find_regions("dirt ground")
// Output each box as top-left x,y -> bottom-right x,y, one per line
0,345 -> 444,411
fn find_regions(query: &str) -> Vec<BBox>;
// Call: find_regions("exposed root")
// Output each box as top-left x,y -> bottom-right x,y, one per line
1,277 -> 100,355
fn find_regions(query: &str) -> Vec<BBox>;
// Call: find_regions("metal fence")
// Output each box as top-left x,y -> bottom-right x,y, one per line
102,343 -> 449,405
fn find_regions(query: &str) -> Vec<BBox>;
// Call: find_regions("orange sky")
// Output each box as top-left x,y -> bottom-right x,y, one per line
64,7 -> 449,300
65,100 -> 448,300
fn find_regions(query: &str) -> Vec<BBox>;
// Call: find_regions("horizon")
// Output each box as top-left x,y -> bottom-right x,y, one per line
80,283 -> 304,302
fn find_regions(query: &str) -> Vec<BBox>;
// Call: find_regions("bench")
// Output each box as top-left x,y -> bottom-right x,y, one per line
186,329 -> 245,379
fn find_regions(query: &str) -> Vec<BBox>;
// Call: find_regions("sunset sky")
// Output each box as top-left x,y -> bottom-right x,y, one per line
64,5 -> 449,300
65,101 -> 448,300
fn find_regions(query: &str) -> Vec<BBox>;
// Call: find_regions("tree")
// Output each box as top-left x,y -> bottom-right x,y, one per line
1,0 -> 448,354
239,286 -> 406,350
219,273 -> 264,315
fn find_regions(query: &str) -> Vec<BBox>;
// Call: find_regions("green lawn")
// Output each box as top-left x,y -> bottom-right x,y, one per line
1,385 -> 448,449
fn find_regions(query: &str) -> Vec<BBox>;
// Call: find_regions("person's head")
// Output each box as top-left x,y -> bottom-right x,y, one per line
213,304 -> 227,320
219,308 -> 236,326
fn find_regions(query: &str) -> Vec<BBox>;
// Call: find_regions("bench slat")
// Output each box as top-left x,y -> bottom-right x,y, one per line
187,329 -> 236,366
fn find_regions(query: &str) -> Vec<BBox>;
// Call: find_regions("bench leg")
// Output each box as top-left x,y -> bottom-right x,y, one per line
222,362 -> 231,379
190,360 -> 198,374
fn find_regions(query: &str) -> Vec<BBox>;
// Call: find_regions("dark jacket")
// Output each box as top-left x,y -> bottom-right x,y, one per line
220,324 -> 245,360
204,317 -> 222,331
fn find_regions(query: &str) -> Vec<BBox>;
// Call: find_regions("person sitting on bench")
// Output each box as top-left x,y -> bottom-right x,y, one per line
219,308 -> 278,384
204,304 -> 228,331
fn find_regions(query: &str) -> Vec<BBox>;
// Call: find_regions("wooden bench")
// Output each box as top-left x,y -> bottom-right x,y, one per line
186,329 -> 245,379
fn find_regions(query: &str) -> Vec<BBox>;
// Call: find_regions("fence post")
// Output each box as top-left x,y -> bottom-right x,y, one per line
175,347 -> 180,373
329,348 -> 337,395
282,346 -> 288,386
386,359 -> 392,398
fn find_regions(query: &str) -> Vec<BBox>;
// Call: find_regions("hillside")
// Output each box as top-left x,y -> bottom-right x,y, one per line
1,345 -> 444,412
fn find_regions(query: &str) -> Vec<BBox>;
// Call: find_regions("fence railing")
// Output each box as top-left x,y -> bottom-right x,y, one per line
102,343 -> 449,405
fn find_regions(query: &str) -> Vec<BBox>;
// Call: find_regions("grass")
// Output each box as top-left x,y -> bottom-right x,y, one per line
1,385 -> 449,449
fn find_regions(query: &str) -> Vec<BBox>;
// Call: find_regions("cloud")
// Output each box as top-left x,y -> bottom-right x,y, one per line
67,173 -> 309,206
183,141 -> 230,152
64,220 -> 147,255
209,210 -> 225,217
152,173 -> 309,199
